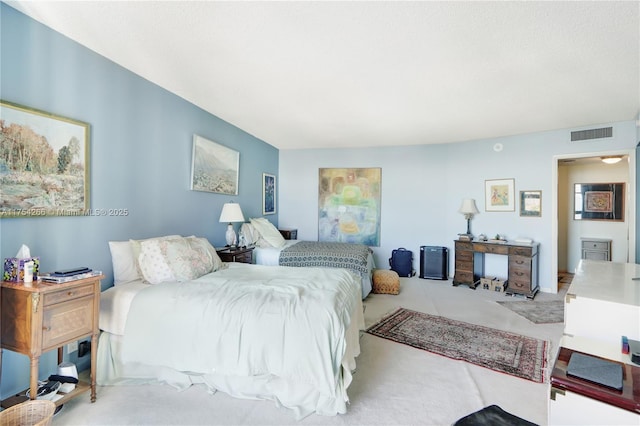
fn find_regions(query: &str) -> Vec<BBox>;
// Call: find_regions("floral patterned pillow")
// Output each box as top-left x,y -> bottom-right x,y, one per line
138,239 -> 177,284
160,237 -> 213,281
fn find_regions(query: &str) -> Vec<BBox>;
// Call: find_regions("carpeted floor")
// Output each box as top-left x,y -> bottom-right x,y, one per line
49,276 -> 566,425
497,299 -> 565,324
366,307 -> 549,383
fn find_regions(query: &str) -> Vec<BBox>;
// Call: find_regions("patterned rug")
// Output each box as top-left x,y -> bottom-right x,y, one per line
497,300 -> 564,324
366,308 -> 548,383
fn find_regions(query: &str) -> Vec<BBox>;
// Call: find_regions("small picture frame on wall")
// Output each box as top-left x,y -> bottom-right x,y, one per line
263,173 -> 276,215
520,190 -> 542,217
485,178 -> 515,212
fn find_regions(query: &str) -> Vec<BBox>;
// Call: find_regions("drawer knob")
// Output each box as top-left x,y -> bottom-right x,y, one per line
43,326 -> 51,331
67,291 -> 74,296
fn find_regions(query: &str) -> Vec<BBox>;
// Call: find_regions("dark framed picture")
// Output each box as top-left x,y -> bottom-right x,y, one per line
0,100 -> 91,217
574,182 -> 624,221
520,190 -> 541,217
262,173 -> 276,215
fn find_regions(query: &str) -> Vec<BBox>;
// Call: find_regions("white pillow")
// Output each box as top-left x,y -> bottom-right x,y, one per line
130,235 -> 181,279
250,218 -> 286,248
240,223 -> 257,245
108,240 -> 139,285
138,239 -> 176,285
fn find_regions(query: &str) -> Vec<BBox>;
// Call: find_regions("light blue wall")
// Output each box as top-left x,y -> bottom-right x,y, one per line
0,5 -> 278,399
280,121 -> 638,291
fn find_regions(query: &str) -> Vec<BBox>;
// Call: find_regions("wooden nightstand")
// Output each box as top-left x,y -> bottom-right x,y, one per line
216,246 -> 254,264
0,275 -> 102,407
279,228 -> 297,240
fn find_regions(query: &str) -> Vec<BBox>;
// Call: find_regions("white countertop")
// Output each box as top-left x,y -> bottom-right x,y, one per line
571,260 -> 640,308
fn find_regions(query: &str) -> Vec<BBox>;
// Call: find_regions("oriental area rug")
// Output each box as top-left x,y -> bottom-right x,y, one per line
497,300 -> 564,324
366,308 -> 548,383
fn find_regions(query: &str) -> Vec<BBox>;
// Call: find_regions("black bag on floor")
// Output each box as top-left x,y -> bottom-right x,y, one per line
389,248 -> 416,277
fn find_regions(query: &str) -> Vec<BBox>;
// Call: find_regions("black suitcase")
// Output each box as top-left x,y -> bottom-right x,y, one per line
389,248 -> 415,277
420,246 -> 448,280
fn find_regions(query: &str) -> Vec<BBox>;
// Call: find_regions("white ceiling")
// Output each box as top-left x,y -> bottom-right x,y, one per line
6,1 -> 640,150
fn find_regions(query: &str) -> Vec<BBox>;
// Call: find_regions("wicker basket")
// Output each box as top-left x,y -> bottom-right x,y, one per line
0,400 -> 56,426
372,269 -> 400,295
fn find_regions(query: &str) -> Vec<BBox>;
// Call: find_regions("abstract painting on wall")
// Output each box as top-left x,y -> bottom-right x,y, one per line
318,168 -> 381,246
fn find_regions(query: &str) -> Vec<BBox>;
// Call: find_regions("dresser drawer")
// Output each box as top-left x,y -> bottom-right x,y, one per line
42,296 -> 94,350
509,256 -> 532,272
455,241 -> 473,251
43,283 -> 95,306
507,278 -> 531,293
473,243 -> 508,255
454,271 -> 475,284
455,250 -> 473,262
581,240 -> 610,251
509,246 -> 534,257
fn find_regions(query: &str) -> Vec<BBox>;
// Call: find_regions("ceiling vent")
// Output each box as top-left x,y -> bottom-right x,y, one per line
570,127 -> 613,142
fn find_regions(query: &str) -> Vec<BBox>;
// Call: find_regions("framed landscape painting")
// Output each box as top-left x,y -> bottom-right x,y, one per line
574,182 -> 624,221
0,100 -> 90,217
190,134 -> 239,195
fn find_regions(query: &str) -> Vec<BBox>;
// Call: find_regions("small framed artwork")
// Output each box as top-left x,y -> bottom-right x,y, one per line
190,134 -> 239,195
520,190 -> 542,217
485,178 -> 515,212
574,182 -> 624,221
262,173 -> 276,215
0,100 -> 91,217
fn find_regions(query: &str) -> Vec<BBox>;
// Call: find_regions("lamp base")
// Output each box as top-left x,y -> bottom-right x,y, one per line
225,223 -> 237,247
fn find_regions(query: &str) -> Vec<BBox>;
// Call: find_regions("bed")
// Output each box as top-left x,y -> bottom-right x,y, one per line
99,235 -> 364,419
242,219 -> 374,299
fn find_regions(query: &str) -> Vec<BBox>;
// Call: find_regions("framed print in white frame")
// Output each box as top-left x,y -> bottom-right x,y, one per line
263,173 -> 276,215
520,190 -> 542,217
485,178 -> 515,212
190,134 -> 239,195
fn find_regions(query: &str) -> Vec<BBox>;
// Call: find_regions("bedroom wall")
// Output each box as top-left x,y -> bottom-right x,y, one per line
279,122 -> 638,294
0,5 -> 278,399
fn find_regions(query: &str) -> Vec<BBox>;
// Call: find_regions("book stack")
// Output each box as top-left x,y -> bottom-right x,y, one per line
40,267 -> 102,284
457,233 -> 472,241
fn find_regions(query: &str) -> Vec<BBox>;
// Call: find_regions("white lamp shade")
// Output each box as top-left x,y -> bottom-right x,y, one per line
458,199 -> 479,215
219,203 -> 245,223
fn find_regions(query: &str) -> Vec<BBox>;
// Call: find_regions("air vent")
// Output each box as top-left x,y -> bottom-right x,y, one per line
571,127 -> 613,142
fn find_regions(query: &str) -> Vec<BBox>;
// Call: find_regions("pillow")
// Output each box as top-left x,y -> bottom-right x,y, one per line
186,236 -> 223,272
250,218 -> 286,248
130,235 -> 181,279
108,240 -> 139,285
240,223 -> 257,246
161,237 -> 217,281
138,239 -> 176,285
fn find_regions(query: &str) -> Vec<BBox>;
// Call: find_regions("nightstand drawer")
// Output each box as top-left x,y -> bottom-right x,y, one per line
44,283 -> 94,306
43,296 -> 94,350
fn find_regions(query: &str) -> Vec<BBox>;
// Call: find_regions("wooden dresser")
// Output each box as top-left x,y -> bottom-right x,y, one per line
453,240 -> 539,298
1,275 -> 102,407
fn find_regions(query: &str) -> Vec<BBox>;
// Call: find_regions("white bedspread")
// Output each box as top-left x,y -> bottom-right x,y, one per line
112,263 -> 363,418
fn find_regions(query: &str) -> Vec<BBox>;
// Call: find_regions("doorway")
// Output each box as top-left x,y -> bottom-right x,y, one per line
551,150 -> 636,294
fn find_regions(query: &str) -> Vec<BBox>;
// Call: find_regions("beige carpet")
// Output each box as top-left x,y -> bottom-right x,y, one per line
52,277 -> 565,425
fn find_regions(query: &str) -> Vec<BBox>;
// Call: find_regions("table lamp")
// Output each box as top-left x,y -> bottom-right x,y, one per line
219,202 -> 244,249
458,198 -> 479,237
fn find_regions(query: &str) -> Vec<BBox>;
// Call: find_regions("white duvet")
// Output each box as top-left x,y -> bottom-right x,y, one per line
102,263 -> 364,418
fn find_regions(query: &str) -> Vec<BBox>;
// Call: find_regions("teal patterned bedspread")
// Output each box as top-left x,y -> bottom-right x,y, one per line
279,241 -> 372,275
